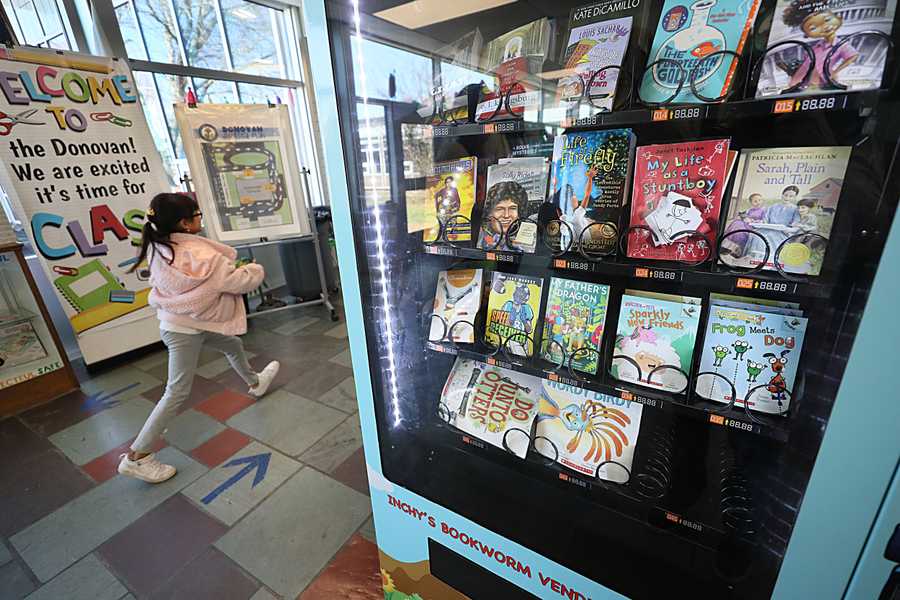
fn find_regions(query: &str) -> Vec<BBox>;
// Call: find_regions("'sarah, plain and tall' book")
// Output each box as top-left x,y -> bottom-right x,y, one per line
484,272 -> 544,356
720,146 -> 852,275
536,380 -> 643,482
550,129 -> 636,254
430,269 -> 483,343
440,357 -> 542,457
612,289 -> 702,392
640,0 -> 761,104
756,0 -> 897,98
628,138 -> 731,261
420,156 -> 478,243
695,294 -> 807,414
540,277 -> 610,374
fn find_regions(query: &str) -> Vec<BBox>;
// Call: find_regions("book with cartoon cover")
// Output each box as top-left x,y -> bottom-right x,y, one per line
550,129 -> 636,255
639,0 -> 761,104
756,0 -> 897,99
720,146 -> 852,275
556,0 -> 642,114
535,380 -> 643,482
421,156 -> 478,243
440,357 -> 543,457
540,277 -> 610,374
612,290 -> 702,392
695,296 -> 807,414
627,138 -> 731,261
484,272 -> 544,356
478,158 -> 549,253
430,269 -> 483,343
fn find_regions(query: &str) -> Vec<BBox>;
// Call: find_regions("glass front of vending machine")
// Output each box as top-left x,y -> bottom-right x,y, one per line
318,0 -> 900,597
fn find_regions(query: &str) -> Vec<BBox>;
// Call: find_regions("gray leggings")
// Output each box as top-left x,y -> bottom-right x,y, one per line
131,330 -> 259,453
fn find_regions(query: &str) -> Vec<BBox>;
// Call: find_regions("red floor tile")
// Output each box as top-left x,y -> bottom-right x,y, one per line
100,495 -> 229,598
298,534 -> 381,600
142,376 -> 227,414
190,428 -> 252,468
81,437 -> 168,484
330,447 -> 370,496
194,390 -> 256,422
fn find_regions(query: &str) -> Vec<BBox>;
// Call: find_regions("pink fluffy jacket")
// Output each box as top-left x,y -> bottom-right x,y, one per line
148,233 -> 264,336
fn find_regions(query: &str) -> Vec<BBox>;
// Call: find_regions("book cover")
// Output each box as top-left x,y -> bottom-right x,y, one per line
484,272 -> 544,356
720,146 -> 852,275
0,321 -> 48,369
756,0 -> 897,98
476,18 -> 553,120
640,0 -> 761,104
535,380 -> 643,482
540,277 -> 611,374
479,158 -> 549,253
612,290 -> 702,392
695,298 -> 807,414
422,157 -> 478,243
431,269 -> 483,343
628,138 -> 731,261
550,129 -> 636,255
556,0 -> 639,114
440,357 -> 543,457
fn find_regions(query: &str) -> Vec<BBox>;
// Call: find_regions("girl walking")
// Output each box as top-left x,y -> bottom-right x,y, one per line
119,193 -> 279,483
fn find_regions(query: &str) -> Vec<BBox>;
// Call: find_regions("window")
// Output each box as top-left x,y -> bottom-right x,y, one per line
351,36 -> 432,104
1,0 -> 72,49
102,0 -> 325,204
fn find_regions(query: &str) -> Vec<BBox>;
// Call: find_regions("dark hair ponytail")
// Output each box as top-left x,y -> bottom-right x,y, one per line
129,192 -> 200,273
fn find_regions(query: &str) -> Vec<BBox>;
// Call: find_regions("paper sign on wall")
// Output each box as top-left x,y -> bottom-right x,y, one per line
174,103 -> 310,243
0,47 -> 170,364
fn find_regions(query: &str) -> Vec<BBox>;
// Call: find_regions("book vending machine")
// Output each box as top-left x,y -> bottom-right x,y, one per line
311,0 -> 900,597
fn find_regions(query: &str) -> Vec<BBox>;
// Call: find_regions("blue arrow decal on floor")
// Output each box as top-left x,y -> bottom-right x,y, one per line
83,382 -> 142,411
201,453 -> 271,505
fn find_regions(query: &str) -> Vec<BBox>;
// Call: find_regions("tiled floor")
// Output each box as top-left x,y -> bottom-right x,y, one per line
0,304 -> 381,599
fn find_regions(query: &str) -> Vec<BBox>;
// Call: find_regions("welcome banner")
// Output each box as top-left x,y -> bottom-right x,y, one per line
0,47 -> 169,364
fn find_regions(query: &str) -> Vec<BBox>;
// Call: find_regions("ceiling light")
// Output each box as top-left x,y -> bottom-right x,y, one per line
231,7 -> 257,20
374,0 -> 516,29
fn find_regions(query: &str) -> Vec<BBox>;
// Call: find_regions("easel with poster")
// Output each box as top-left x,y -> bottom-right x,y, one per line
174,102 -> 337,321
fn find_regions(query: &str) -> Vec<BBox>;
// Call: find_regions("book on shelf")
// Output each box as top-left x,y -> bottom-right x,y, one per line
719,146 -> 852,275
484,272 -> 544,356
535,380 -> 643,483
756,0 -> 897,99
627,138 -> 732,262
695,294 -> 808,414
431,269 -> 484,344
549,129 -> 636,255
440,357 -> 542,457
639,0 -> 761,104
555,0 -> 647,115
612,289 -> 702,392
478,157 -> 549,253
539,277 -> 610,375
417,156 -> 478,243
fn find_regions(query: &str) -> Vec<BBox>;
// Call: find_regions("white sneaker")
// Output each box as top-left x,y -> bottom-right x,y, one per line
249,361 -> 280,398
117,453 -> 176,484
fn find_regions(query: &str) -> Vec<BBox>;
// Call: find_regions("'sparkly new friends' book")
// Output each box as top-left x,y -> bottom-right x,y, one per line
550,129 -> 635,255
540,277 -> 610,374
430,269 -> 483,343
423,156 -> 478,242
628,138 -> 731,261
536,381 -> 643,482
485,272 -> 544,356
612,290 -> 702,392
640,0 -> 761,104
440,358 -> 542,457
756,0 -> 897,98
695,295 -> 807,414
720,146 -> 852,275
556,0 -> 643,115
